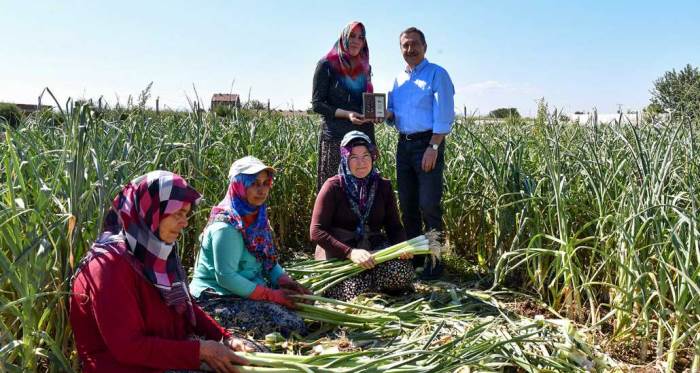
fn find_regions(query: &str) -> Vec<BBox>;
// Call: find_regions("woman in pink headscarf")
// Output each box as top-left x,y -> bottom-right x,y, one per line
312,21 -> 380,191
70,171 -> 251,373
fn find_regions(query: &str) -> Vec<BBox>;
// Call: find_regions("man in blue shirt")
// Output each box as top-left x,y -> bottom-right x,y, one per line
387,27 -> 455,280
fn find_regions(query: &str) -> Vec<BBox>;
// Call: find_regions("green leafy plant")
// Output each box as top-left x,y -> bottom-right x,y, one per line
0,103 -> 23,128
651,64 -> 700,118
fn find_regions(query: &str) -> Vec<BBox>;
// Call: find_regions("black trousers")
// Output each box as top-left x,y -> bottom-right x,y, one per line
396,135 -> 445,270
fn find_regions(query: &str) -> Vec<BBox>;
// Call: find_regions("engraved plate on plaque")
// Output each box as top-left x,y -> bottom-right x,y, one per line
362,93 -> 386,119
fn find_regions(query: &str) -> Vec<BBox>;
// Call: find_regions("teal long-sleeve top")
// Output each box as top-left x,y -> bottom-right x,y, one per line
189,222 -> 285,299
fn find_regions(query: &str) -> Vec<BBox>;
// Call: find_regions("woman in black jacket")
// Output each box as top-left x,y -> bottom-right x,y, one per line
312,21 -> 379,191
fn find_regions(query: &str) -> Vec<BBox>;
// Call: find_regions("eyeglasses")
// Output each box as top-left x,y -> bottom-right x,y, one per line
348,154 -> 372,163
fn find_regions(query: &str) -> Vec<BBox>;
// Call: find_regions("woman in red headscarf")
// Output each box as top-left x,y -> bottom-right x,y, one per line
312,21 -> 381,192
70,171 -> 251,373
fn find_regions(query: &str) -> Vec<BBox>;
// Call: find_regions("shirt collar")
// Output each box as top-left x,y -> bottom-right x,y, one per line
405,58 -> 429,74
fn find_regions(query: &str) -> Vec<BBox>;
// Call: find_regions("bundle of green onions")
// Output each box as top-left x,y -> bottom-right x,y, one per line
287,233 -> 441,294
291,294 -> 423,331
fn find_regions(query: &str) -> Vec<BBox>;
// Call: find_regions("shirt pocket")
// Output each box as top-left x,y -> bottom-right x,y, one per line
414,84 -> 433,110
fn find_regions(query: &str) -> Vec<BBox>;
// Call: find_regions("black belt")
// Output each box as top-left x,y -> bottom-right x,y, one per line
399,130 -> 432,141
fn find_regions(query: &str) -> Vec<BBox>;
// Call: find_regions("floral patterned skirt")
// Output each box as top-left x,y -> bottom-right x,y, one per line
317,138 -> 342,192
323,259 -> 415,302
195,290 -> 307,339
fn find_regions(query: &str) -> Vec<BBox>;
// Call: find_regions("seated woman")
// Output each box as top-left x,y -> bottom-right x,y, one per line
310,131 -> 415,301
70,171 -> 250,373
190,156 -> 309,338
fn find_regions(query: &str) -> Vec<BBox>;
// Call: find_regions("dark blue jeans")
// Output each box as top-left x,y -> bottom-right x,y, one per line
396,136 -> 445,274
396,136 -> 445,280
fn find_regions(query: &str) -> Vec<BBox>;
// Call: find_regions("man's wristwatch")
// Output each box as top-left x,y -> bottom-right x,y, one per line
429,143 -> 439,151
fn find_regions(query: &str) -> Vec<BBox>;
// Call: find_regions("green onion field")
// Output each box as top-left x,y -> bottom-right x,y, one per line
1,99 -> 698,372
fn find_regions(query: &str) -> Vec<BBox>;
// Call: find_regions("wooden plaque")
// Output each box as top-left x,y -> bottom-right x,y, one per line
362,93 -> 386,119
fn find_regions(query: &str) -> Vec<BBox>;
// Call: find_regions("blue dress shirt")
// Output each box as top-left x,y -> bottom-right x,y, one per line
387,59 -> 455,135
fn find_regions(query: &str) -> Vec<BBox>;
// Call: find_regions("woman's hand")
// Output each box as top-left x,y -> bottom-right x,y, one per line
271,289 -> 300,309
278,274 -> 312,300
348,248 -> 376,269
200,340 -> 248,373
224,336 -> 255,353
334,108 -> 371,125
249,285 -> 298,309
348,111 -> 369,125
398,252 -> 414,260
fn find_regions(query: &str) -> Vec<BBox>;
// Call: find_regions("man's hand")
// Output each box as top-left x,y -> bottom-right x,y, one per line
381,111 -> 394,124
421,147 -> 438,172
200,340 -> 248,373
348,248 -> 376,269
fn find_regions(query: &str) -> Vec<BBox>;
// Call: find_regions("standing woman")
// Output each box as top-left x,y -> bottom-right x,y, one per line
312,21 -> 377,191
190,156 -> 310,339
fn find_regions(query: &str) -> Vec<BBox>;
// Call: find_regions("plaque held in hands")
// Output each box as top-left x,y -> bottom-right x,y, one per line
362,93 -> 386,120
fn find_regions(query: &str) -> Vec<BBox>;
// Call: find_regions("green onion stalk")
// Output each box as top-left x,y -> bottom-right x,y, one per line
288,234 -> 441,294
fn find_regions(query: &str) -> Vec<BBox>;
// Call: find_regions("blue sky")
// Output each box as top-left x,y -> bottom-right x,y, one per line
1,0 -> 698,115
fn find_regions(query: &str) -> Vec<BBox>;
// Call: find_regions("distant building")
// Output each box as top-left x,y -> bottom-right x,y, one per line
569,111 -> 658,125
210,94 -> 241,111
14,103 -> 51,114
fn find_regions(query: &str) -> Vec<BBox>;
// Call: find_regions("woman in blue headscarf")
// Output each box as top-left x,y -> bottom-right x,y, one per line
190,157 -> 310,338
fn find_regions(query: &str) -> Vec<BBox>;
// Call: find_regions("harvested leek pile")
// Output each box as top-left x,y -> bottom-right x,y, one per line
288,234 -> 440,294
245,279 -> 619,372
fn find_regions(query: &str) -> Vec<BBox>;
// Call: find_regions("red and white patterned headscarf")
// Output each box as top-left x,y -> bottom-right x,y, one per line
78,171 -> 201,325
